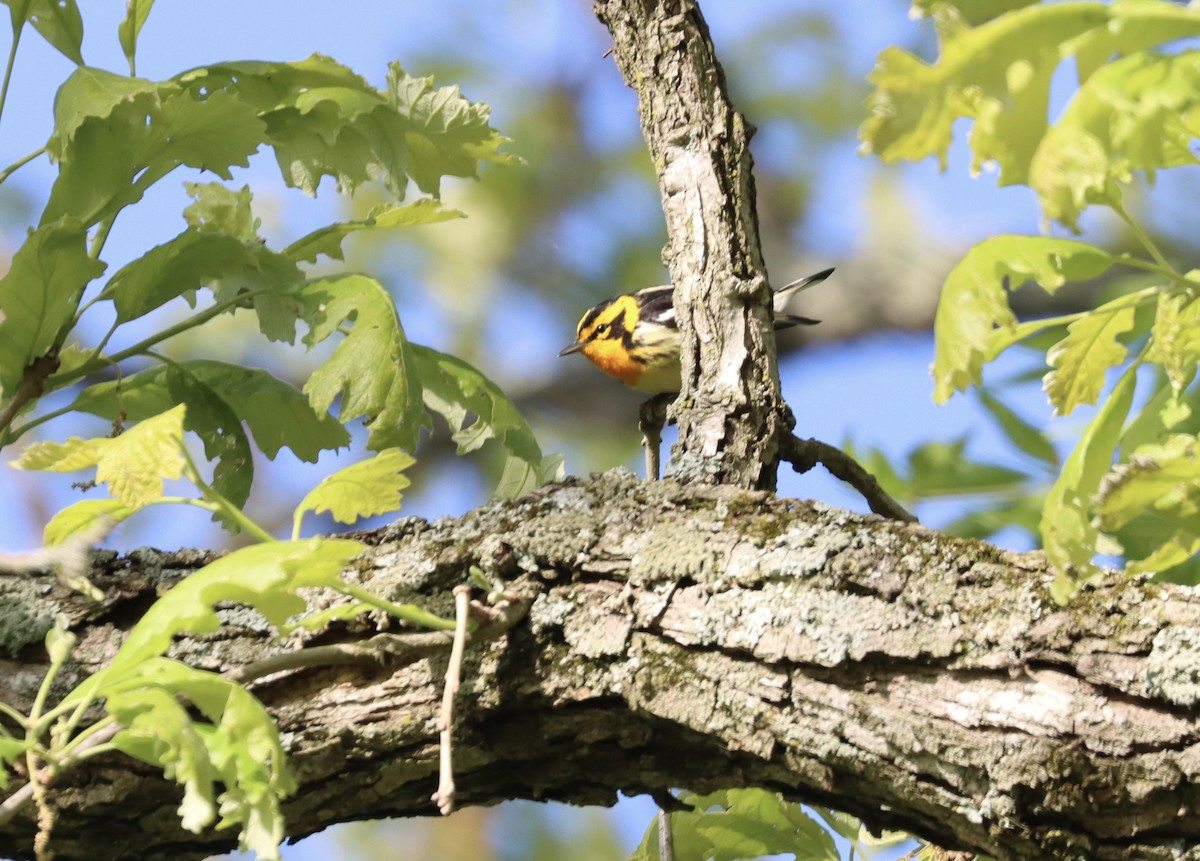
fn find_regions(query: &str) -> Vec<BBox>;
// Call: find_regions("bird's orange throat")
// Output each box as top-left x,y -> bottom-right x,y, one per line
580,339 -> 643,386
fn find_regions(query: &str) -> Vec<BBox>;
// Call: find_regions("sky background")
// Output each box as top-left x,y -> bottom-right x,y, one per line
0,0 -> 1180,858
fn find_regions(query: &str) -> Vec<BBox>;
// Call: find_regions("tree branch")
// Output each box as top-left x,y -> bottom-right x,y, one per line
595,0 -> 787,490
2,473 -> 1199,861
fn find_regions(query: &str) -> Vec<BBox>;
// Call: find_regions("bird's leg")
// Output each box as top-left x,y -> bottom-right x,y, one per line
639,393 -> 672,480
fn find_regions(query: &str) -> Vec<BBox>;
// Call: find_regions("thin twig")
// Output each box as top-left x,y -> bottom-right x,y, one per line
657,806 -> 675,861
781,435 -> 917,523
432,585 -> 472,815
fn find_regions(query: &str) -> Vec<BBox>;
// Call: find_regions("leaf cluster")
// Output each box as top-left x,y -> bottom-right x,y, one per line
861,0 -> 1200,599
0,3 -> 558,857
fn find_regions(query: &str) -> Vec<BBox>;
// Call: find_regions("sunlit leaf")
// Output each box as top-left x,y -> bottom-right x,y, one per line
1147,291 -> 1200,394
300,274 -> 426,452
74,538 -> 364,682
862,2 -> 1108,182
1096,434 -> 1200,576
183,181 -> 260,241
106,658 -> 294,860
294,448 -> 414,530
44,498 -> 137,546
1031,50 -> 1200,229
932,236 -> 1116,402
13,404 -> 187,507
1044,288 -> 1151,416
1043,362 -> 1139,601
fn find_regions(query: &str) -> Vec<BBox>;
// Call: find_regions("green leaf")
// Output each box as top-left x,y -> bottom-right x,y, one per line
13,404 -> 187,507
75,538 -> 364,685
1122,377 -> 1198,454
48,67 -> 159,158
182,181 -> 260,241
45,71 -> 265,227
411,343 -> 563,496
100,228 -> 301,324
1147,291 -> 1200,394
117,0 -> 154,72
1044,288 -> 1152,416
1,0 -> 84,63
178,55 -> 405,198
0,220 -> 105,400
0,734 -> 33,789
633,789 -> 838,861
285,200 -> 465,263
1095,434 -> 1200,576
944,494 -> 1044,541
861,2 -> 1200,194
106,658 -> 294,860
387,63 -> 520,197
911,0 -> 1040,29
1031,50 -> 1200,229
69,361 -> 349,509
294,448 -> 414,531
906,438 -> 1027,498
861,2 -> 1109,183
44,498 -> 136,546
299,275 -> 426,451
932,236 -> 1116,402
977,388 -> 1059,467
1042,361 -> 1139,601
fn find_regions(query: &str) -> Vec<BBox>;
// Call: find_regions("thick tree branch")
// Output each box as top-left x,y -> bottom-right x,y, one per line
2,473 -> 1199,861
595,0 -> 787,490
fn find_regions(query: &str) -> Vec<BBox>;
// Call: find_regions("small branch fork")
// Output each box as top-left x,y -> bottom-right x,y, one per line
431,585 -> 471,815
640,396 -> 916,523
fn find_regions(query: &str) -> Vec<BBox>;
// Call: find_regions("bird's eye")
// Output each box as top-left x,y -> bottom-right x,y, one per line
594,323 -> 609,335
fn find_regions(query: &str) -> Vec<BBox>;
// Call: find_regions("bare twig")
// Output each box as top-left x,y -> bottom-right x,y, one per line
657,807 -> 675,861
781,435 -> 916,523
432,585 -> 472,815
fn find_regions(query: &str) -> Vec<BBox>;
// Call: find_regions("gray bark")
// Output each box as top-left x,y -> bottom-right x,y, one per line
2,472 -> 1200,861
594,0 -> 788,490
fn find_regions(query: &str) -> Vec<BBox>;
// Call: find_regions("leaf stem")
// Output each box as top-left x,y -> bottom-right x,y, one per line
0,145 -> 45,185
180,446 -> 274,543
338,582 -> 458,631
1114,202 -> 1174,275
0,15 -> 25,133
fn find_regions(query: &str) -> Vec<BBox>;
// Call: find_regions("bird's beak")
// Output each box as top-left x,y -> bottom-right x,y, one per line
558,341 -> 586,357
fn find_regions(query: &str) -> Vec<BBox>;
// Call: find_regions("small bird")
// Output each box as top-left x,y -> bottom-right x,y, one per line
558,268 -> 833,393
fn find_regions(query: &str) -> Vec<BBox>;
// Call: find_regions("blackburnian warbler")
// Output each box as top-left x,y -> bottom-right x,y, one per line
558,268 -> 833,393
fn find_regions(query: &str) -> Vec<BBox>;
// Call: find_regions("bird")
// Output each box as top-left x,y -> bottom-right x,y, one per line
558,268 -> 833,393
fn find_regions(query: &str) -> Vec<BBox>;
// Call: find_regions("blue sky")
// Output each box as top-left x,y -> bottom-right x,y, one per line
0,1 -> 1124,857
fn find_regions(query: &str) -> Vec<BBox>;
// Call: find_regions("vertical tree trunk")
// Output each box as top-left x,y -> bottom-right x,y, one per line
594,0 -> 788,490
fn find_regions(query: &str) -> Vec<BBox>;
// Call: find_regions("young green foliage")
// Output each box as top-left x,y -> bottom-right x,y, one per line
0,5 -> 557,856
863,0 -> 1200,597
630,789 -> 839,861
